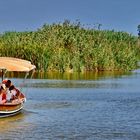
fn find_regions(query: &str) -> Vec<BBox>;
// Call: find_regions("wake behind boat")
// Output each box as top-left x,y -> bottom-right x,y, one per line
0,57 -> 35,118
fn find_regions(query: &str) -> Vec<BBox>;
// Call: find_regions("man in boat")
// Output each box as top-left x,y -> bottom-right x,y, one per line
0,84 -> 7,104
9,85 -> 25,103
2,79 -> 12,88
9,85 -> 20,99
2,79 -> 14,102
2,79 -> 24,103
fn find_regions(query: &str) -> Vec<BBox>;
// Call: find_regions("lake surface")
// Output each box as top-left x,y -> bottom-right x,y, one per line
0,70 -> 140,140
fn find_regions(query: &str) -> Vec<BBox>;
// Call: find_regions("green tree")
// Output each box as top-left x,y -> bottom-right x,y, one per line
137,24 -> 140,37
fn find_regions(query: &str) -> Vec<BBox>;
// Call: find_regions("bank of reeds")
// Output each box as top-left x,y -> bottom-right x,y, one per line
0,21 -> 139,72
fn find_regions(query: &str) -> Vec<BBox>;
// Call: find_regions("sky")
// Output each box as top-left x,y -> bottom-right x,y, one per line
0,0 -> 140,35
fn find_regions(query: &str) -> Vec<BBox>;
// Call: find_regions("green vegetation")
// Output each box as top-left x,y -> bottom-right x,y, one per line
0,21 -> 139,72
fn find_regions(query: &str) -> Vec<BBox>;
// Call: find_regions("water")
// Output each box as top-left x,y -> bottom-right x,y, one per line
0,71 -> 140,140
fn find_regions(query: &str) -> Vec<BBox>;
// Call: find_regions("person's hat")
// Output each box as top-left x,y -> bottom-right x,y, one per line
2,79 -> 8,84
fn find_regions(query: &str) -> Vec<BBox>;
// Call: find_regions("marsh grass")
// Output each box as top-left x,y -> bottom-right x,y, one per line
0,21 -> 139,72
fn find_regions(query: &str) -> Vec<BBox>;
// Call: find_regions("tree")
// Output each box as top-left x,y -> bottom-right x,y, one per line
137,24 -> 140,37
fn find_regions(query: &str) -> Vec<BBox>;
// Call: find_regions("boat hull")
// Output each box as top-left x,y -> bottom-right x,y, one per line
0,109 -> 23,118
0,98 -> 26,118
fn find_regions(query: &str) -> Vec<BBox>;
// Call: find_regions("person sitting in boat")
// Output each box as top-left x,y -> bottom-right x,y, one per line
9,85 -> 20,99
6,86 -> 15,102
2,79 -> 13,102
9,85 -> 25,102
3,79 -> 12,88
0,84 -> 7,104
2,79 -> 25,103
2,79 -> 18,102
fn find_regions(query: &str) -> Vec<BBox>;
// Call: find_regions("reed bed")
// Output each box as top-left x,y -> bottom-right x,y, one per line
0,21 -> 139,72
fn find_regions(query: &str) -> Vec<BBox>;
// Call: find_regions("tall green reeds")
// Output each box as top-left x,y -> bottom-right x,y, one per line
0,21 -> 139,72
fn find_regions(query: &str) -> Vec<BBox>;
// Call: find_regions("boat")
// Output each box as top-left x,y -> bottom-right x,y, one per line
0,57 -> 36,117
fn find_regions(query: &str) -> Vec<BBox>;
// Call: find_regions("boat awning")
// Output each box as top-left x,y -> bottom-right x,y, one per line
0,57 -> 36,72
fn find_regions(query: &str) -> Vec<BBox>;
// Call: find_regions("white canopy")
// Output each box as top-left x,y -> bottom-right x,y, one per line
0,57 -> 36,72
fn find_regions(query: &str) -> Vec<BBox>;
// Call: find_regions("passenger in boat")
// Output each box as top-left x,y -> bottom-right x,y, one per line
5,79 -> 12,88
9,85 -> 20,100
2,79 -> 19,102
10,85 -> 25,102
0,84 -> 7,104
2,79 -> 12,90
2,79 -> 13,102
2,79 -> 24,103
6,88 -> 15,102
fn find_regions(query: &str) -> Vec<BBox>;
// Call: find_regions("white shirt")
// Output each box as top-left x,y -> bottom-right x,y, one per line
6,90 -> 12,101
7,89 -> 17,101
10,89 -> 17,96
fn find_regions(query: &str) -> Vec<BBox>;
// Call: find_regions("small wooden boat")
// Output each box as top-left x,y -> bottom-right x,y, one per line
0,57 -> 36,117
0,92 -> 26,117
